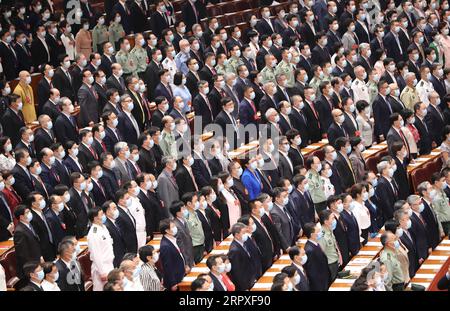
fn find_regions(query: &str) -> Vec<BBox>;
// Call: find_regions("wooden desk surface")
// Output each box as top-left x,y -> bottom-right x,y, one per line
328,235 -> 383,291
407,148 -> 442,174
407,238 -> 450,291
361,141 -> 388,160
0,239 -> 14,258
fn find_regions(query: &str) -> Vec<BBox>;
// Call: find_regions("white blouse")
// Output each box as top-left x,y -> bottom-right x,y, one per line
352,200 -> 371,239
41,279 -> 61,291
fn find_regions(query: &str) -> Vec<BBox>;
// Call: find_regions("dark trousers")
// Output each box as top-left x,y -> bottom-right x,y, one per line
361,228 -> 369,246
328,261 -> 339,284
193,244 -> 205,264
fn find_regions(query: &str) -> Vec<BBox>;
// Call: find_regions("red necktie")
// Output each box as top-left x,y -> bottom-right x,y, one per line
89,146 -> 98,160
101,141 -> 107,152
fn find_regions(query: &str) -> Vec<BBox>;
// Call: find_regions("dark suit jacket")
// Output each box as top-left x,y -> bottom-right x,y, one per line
30,38 -> 50,69
393,157 -> 409,200
160,235 -> 185,288
12,164 -> 35,201
289,263 -> 310,291
334,152 -> 356,191
54,113 -> 79,144
116,206 -> 138,253
340,210 -> 361,256
55,258 -> 85,291
63,156 -> 83,174
303,240 -> 330,291
410,212 -> 430,261
0,41 -> 18,81
302,101 -> 322,142
99,54 -> 116,78
197,210 -> 214,253
270,204 -> 294,251
209,272 -> 226,291
383,31 -> 403,61
191,157 -> 212,188
53,67 -> 75,101
37,77 -> 52,114
117,112 -> 139,145
106,75 -> 126,95
251,216 -> 274,272
1,108 -> 25,147
30,208 -> 55,261
41,100 -> 61,123
68,188 -> 89,238
414,116 -> 432,155
104,218 -> 126,267
400,230 -> 419,277
373,94 -> 393,139
327,122 -> 347,148
227,239 -> 261,290
374,176 -> 399,223
425,104 -> 446,145
422,200 -> 441,249
13,222 -> 42,279
175,165 -> 198,197
44,208 -> 66,251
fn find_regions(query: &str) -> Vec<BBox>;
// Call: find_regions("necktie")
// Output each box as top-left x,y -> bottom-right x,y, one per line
50,167 -> 60,183
8,44 -> 17,59
101,141 -> 107,152
96,180 -> 106,197
125,161 -> 133,179
166,84 -> 173,98
81,192 -> 90,213
40,213 -> 54,244
188,168 -> 199,191
89,145 -> 98,160
29,224 -> 39,239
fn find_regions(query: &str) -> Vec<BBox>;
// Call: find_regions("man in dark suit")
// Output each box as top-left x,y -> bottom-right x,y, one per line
102,111 -> 122,154
99,43 -> 117,78
88,161 -> 107,207
227,222 -> 261,291
334,137 -> 356,191
193,81 -> 214,130
19,262 -> 44,291
256,7 -> 276,35
129,0 -> 149,33
391,142 -> 410,200
45,195 -> 66,251
117,95 -> 140,146
154,70 -> 174,105
54,97 -> 79,144
0,30 -> 19,81
136,173 -> 162,239
30,25 -> 51,69
425,92 -> 446,146
206,255 -> 226,291
175,155 -> 199,197
55,239 -> 85,291
394,210 -> 419,278
12,149 -> 35,201
373,80 -> 394,142
327,109 -> 349,148
375,161 -> 400,223
39,148 -> 59,193
303,222 -> 330,291
13,205 -> 42,281
248,201 -> 275,272
182,0 -> 201,31
414,102 -> 433,155
408,194 -> 431,264
112,0 -> 132,34
106,64 -> 127,95
77,69 -> 99,128
41,89 -> 61,123
77,130 -> 99,172
311,32 -> 331,66
288,246 -> 311,291
115,189 -> 138,253
199,53 -> 216,88
99,153 -> 120,201
28,192 -> 55,261
302,87 -> 322,143
37,64 -> 54,114
150,1 -> 170,38
53,55 -> 75,102
1,94 -> 25,147
418,182 -> 443,250
68,173 -> 90,238
102,200 -> 126,267
159,219 -> 186,290
270,187 -> 295,251
383,22 -> 405,61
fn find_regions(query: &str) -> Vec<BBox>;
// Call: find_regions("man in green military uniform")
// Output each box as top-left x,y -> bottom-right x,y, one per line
261,54 -> 277,84
130,33 -> 149,80
367,70 -> 379,105
275,48 -> 296,88
318,210 -> 342,282
183,192 -> 206,264
379,231 -> 405,291
400,72 -> 420,110
306,156 -> 327,212
116,38 -> 137,78
225,45 -> 244,74
108,15 -> 125,51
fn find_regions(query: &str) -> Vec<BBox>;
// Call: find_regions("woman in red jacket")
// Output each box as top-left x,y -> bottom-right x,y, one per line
1,170 -> 21,225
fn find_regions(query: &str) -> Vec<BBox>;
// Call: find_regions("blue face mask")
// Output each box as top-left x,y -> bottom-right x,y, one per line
393,240 -> 400,249
316,231 -> 324,240
418,203 -> 425,213
36,269 -> 45,281
331,219 -> 337,230
267,201 -> 274,211
101,214 -> 107,224
182,209 -> 189,218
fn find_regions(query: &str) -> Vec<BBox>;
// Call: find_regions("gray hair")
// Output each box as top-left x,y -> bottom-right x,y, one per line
231,222 -> 247,236
114,141 -> 128,156
376,161 -> 389,174
407,194 -> 421,205
416,181 -> 430,196
265,107 -> 277,120
162,155 -> 175,167
120,94 -> 131,103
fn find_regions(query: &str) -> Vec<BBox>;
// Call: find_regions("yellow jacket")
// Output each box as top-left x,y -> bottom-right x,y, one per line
13,83 -> 36,123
